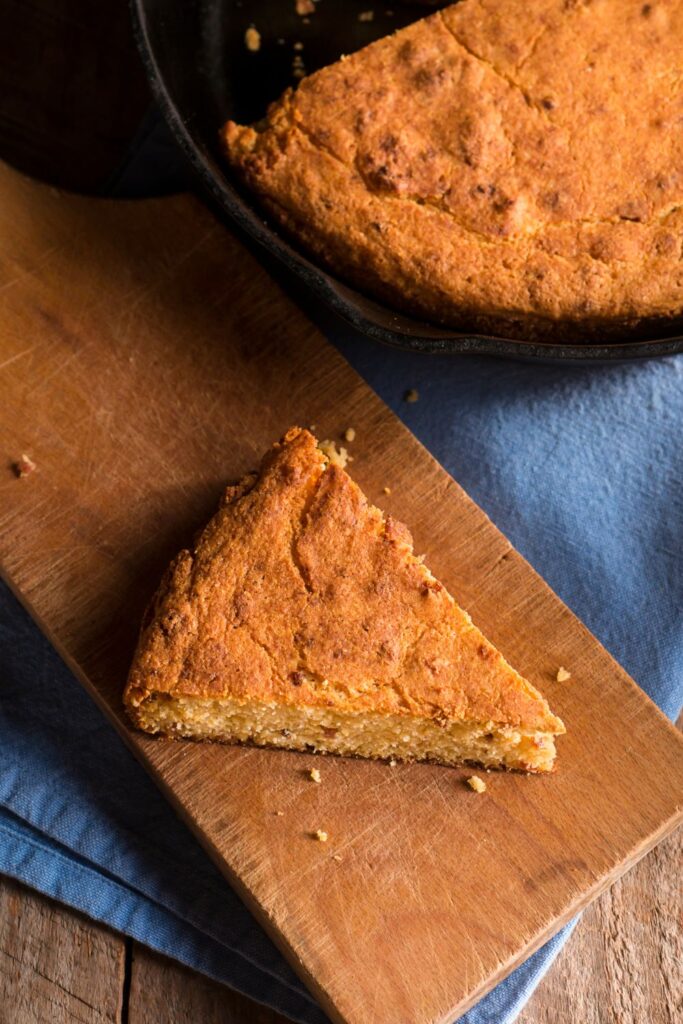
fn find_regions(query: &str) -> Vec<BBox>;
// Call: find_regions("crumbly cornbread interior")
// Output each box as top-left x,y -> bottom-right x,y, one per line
134,693 -> 558,772
125,428 -> 564,772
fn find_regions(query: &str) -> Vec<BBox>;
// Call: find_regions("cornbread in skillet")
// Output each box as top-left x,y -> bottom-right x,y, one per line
125,429 -> 564,771
222,0 -> 683,337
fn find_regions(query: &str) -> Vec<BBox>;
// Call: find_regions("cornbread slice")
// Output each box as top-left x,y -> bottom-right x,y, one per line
223,0 -> 683,337
124,428 -> 564,771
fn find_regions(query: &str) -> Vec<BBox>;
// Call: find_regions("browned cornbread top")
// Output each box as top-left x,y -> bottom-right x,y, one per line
223,0 -> 683,331
126,428 -> 563,735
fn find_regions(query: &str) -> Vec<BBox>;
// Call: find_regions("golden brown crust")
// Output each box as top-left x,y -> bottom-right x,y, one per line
222,1 -> 683,336
125,427 -> 563,736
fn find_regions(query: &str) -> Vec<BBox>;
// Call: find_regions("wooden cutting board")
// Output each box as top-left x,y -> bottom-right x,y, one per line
1,161 -> 681,1024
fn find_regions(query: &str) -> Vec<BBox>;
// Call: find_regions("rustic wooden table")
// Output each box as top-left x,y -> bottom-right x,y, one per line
0,2 -> 680,1022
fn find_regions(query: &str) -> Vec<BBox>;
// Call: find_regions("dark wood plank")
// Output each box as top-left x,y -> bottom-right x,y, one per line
0,876 -> 125,1024
128,945 -> 289,1024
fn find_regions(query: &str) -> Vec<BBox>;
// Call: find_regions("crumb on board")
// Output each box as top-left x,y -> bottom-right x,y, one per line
245,26 -> 261,52
467,775 -> 487,793
14,453 -> 36,478
556,666 -> 572,682
309,768 -> 322,783
296,0 -> 315,14
332,853 -> 343,862
274,810 -> 284,816
404,388 -> 419,403
318,439 -> 349,468
343,427 -> 356,443
359,10 -> 375,21
389,759 -> 397,767
383,486 -> 391,495
313,829 -> 328,842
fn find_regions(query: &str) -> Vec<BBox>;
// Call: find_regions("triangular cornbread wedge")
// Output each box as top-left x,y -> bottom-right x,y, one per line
125,428 -> 564,771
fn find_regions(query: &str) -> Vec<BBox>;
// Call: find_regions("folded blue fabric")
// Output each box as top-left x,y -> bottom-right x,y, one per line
1,313 -> 681,1020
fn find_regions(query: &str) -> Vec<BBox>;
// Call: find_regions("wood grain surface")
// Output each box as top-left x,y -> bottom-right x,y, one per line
0,162 -> 682,1024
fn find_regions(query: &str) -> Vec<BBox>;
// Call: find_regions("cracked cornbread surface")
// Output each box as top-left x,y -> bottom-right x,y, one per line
222,0 -> 683,337
125,428 -> 564,771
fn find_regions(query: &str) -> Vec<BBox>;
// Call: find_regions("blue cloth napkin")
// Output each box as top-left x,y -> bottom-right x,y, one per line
1,335 -> 681,1022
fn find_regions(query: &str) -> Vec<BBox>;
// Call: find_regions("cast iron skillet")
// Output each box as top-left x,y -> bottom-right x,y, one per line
131,0 -> 683,361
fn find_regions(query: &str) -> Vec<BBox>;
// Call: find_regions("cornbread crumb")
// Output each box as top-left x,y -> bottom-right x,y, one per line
467,775 -> 487,793
556,666 -> 572,682
275,810 -> 284,816
389,759 -> 397,767
314,829 -> 328,842
14,453 -> 37,478
293,41 -> 304,51
318,439 -> 349,468
296,0 -> 315,14
404,389 -> 419,404
309,768 -> 322,783
358,10 -> 375,21
383,486 -> 391,495
343,427 -> 356,443
244,26 -> 261,52
332,854 -> 343,862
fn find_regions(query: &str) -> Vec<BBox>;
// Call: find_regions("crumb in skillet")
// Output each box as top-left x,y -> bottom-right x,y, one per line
245,27 -> 261,52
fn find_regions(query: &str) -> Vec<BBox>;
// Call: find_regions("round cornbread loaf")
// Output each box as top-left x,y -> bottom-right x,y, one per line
224,1 -> 683,338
